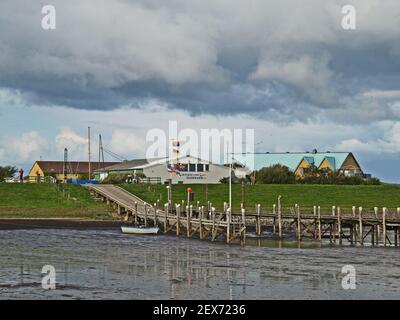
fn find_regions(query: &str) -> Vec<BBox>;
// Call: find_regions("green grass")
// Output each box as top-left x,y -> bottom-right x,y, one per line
0,183 -> 114,219
121,183 -> 400,213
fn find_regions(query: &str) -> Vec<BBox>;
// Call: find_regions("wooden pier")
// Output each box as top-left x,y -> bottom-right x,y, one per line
87,184 -> 400,247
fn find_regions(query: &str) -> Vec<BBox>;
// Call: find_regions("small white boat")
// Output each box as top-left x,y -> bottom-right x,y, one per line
121,225 -> 159,235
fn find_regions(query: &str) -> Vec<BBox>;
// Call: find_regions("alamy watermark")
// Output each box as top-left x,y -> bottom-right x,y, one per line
146,121 -> 255,166
341,265 -> 356,290
341,5 -> 356,30
41,264 -> 56,290
41,5 -> 56,30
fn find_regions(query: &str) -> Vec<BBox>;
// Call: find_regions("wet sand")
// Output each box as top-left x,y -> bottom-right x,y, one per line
0,228 -> 399,299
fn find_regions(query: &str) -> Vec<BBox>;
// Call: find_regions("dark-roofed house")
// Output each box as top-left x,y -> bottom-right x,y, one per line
29,161 -> 120,182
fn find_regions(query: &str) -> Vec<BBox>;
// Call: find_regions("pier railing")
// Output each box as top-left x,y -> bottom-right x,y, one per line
86,184 -> 400,247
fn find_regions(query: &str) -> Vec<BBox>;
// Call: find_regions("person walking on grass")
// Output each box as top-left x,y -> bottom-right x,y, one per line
19,168 -> 24,183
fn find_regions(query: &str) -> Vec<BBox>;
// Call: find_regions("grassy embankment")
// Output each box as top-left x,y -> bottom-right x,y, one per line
121,183 -> 400,213
0,183 -> 114,219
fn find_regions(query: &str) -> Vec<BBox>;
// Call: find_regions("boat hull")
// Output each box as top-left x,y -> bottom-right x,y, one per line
121,226 -> 159,235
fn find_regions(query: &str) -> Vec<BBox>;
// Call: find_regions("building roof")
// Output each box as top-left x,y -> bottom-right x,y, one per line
97,155 -> 227,172
232,152 -> 352,172
95,158 -> 158,172
32,161 -> 120,174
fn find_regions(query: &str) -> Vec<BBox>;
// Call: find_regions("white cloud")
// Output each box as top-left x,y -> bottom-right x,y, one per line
109,130 -> 147,158
335,122 -> 400,154
251,53 -> 335,105
55,128 -> 88,161
0,131 -> 48,164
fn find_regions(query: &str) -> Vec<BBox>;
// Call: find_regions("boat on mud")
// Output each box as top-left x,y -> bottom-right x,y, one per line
121,225 -> 160,235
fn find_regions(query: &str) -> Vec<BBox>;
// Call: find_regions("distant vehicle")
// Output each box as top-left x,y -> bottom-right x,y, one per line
121,225 -> 159,235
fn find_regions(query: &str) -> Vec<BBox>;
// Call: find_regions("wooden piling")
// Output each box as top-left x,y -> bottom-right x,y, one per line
134,202 -> 138,224
296,205 -> 301,241
164,203 -> 168,232
199,206 -> 204,240
226,207 -> 231,244
337,206 -> 342,244
359,207 -> 363,245
144,204 -> 148,226
317,206 -> 321,241
256,204 -> 261,236
187,205 -> 192,238
332,206 -> 336,243
154,205 -> 158,227
272,204 -> 276,234
383,207 -> 387,247
278,196 -> 282,239
241,208 -> 246,244
176,204 -> 180,236
211,207 -> 216,241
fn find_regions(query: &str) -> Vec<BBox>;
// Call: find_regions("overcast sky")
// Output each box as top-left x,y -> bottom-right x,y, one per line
0,0 -> 399,182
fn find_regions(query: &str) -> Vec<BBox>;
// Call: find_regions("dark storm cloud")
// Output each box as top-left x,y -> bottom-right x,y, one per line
0,0 -> 400,123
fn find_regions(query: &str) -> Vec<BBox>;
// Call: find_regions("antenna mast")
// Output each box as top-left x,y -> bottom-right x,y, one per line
63,148 -> 68,183
98,134 -> 105,168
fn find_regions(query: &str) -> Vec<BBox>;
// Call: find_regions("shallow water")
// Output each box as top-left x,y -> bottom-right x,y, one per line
0,229 -> 399,299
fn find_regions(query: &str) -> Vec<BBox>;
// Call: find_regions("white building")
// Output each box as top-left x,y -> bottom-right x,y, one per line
95,155 -> 233,184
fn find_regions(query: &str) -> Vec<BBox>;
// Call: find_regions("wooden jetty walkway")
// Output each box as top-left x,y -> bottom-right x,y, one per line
86,185 -> 400,247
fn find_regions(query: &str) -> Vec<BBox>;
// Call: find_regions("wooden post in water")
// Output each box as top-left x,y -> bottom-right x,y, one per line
375,207 -> 380,245
154,205 -> 158,227
256,204 -> 261,236
134,202 -> 138,224
226,208 -> 231,244
199,206 -> 204,240
164,203 -> 168,232
349,219 -> 354,244
397,207 -> 400,219
359,207 -> 363,245
272,204 -> 276,235
211,207 -> 216,241
144,204 -> 148,226
337,207 -> 342,244
296,205 -> 301,241
278,196 -> 282,239
383,207 -> 387,247
176,204 -> 180,236
241,208 -> 246,245
313,206 -> 317,239
187,205 -> 192,238
332,206 -> 336,243
317,206 -> 321,241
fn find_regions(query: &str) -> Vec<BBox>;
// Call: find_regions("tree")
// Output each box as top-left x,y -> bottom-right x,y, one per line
0,166 -> 18,182
255,164 -> 296,184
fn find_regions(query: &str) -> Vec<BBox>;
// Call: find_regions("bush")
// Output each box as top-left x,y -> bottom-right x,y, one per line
0,166 -> 18,182
255,165 -> 296,184
297,167 -> 380,185
254,164 -> 380,185
102,173 -> 130,184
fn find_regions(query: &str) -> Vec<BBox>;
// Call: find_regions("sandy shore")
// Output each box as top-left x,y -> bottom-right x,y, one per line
0,218 -> 121,230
